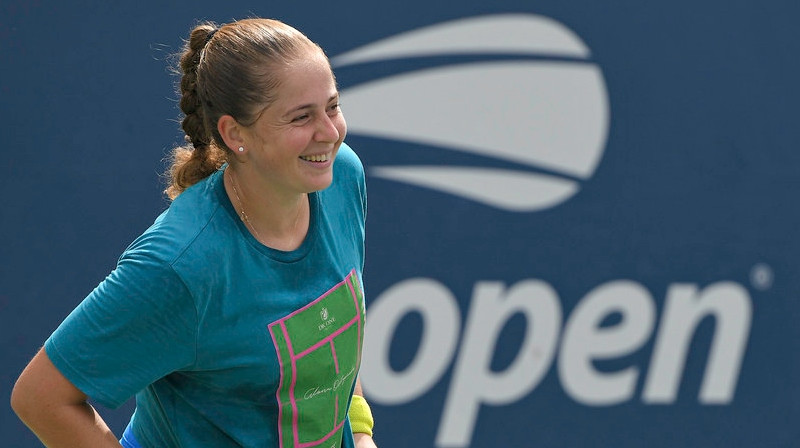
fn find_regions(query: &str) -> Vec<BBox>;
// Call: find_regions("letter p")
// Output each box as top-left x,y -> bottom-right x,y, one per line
436,280 -> 562,447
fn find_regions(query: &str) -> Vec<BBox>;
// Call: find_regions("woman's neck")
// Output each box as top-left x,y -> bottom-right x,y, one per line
225,167 -> 310,251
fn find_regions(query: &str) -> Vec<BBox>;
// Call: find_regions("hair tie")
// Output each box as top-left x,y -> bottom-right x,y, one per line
205,29 -> 218,46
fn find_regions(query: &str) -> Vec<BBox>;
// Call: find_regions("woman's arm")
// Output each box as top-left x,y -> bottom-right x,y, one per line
11,348 -> 122,448
352,378 -> 378,448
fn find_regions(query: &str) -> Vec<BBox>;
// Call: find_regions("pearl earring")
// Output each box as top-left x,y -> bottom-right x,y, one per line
238,146 -> 244,152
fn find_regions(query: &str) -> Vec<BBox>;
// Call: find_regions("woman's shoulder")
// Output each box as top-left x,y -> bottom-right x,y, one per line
334,142 -> 364,175
324,142 -> 366,222
124,172 -> 229,265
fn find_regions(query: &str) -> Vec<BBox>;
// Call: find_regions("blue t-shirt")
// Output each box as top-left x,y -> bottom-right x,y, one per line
45,143 -> 367,448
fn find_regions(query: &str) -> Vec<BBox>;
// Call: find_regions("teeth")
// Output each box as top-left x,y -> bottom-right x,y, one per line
300,153 -> 330,162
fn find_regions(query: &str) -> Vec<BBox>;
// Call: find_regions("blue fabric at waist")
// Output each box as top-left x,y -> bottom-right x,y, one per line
120,423 -> 142,448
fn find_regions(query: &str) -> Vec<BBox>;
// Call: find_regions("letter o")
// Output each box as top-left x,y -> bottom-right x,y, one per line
360,278 -> 461,404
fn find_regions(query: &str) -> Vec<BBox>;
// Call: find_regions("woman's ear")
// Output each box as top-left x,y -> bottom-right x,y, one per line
217,115 -> 246,154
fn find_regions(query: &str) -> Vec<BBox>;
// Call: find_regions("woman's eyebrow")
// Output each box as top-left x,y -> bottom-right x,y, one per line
283,94 -> 340,117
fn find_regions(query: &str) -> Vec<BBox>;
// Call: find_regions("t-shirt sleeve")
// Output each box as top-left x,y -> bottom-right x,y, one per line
357,161 -> 367,272
45,248 -> 197,409
340,142 -> 368,306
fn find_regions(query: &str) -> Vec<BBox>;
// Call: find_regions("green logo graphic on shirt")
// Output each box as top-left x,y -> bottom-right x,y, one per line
268,270 -> 365,448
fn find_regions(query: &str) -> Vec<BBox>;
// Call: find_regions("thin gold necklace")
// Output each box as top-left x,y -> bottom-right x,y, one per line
227,168 -> 263,241
226,168 -> 305,247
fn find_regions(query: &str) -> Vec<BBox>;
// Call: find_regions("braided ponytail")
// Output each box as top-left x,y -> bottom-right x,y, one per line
165,23 -> 227,200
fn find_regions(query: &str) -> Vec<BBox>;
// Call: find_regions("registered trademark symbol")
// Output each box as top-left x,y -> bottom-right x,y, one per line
749,263 -> 774,291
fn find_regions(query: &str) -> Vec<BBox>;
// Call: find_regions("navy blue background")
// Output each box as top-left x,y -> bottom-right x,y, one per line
2,1 -> 798,446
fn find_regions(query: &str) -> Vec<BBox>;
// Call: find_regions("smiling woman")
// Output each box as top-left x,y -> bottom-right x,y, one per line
216,49 -> 348,248
11,17 -> 376,448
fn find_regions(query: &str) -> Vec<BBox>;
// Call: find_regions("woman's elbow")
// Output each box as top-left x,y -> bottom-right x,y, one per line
11,372 -> 39,423
11,347 -> 84,425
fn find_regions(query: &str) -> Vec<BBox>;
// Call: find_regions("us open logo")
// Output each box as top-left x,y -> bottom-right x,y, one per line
333,14 -> 610,212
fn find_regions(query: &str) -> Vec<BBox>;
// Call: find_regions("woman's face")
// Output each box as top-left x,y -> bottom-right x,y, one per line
243,49 -> 347,196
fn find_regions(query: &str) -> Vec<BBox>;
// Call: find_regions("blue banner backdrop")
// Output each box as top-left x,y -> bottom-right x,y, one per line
2,1 -> 798,447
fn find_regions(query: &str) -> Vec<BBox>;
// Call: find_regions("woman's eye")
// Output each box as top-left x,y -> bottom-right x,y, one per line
292,114 -> 310,123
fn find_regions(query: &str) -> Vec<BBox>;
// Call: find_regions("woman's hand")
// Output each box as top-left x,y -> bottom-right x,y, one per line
354,432 -> 378,448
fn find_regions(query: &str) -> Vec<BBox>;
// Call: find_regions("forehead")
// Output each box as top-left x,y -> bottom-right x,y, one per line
273,51 -> 337,104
